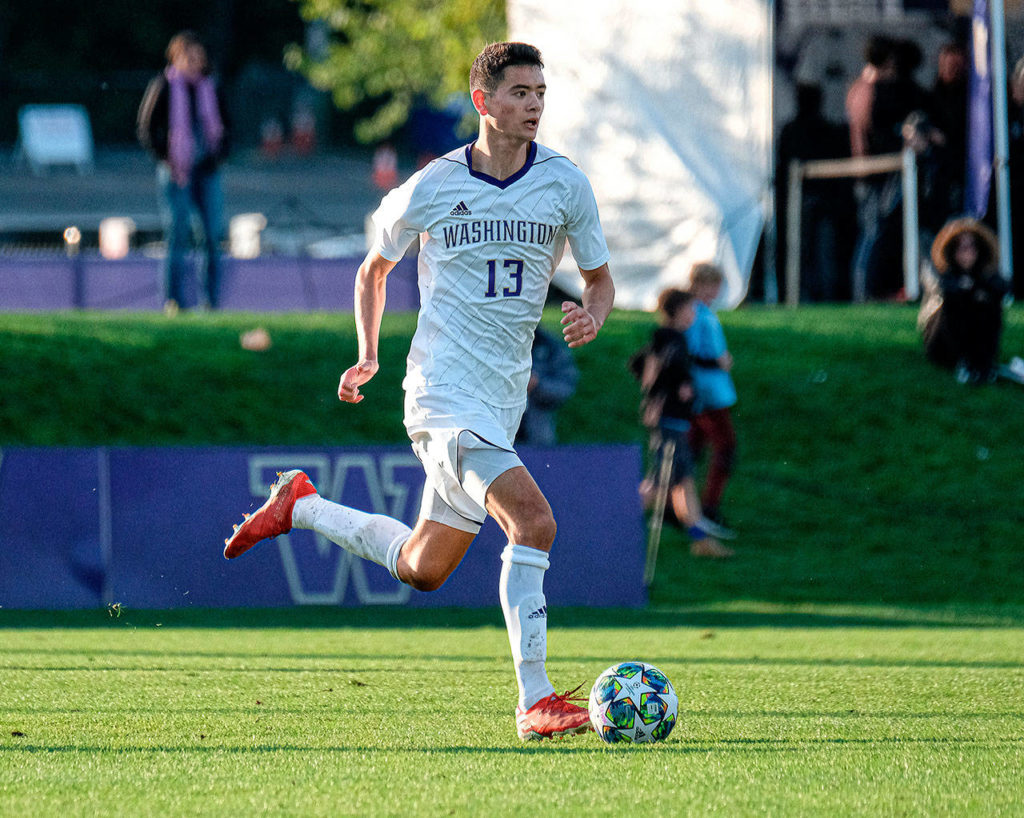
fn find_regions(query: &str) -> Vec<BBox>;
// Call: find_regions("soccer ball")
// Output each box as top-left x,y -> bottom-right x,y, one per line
588,661 -> 678,744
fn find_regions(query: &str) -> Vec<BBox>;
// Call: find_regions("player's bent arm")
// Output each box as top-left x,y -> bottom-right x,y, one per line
354,251 -> 399,361
339,251 -> 399,404
560,263 -> 614,349
580,263 -> 615,329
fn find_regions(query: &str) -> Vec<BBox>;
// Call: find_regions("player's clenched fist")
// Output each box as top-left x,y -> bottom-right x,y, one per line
338,360 -> 379,403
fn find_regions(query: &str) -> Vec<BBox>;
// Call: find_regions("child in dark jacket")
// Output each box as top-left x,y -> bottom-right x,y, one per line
631,288 -> 734,558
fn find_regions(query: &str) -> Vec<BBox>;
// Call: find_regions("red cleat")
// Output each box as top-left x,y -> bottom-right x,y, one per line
224,470 -> 317,560
515,686 -> 593,740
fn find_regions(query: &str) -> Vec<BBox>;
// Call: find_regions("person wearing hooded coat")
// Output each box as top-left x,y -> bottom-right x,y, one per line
917,217 -> 1008,383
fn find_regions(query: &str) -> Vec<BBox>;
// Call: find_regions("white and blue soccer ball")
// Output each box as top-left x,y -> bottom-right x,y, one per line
589,661 -> 678,744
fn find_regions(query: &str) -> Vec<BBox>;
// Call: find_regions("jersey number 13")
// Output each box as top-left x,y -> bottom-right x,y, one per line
484,258 -> 524,298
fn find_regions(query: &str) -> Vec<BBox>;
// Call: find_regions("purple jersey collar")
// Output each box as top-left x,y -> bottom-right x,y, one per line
465,141 -> 537,189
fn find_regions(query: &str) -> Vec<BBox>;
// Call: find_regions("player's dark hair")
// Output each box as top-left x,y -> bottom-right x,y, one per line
470,42 -> 544,93
656,288 -> 694,320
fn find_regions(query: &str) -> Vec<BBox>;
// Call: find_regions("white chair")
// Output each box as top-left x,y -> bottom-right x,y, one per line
16,104 -> 95,175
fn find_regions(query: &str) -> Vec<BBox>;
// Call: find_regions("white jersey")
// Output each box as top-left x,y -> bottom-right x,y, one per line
371,141 -> 610,409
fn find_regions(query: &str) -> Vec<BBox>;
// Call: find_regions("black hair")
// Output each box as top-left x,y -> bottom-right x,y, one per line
470,42 -> 544,94
865,35 -> 894,68
656,288 -> 694,319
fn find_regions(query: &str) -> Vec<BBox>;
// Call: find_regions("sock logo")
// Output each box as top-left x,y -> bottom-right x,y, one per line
527,605 -> 547,620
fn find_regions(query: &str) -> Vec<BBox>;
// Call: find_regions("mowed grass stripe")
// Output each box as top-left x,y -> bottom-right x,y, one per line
2,621 -> 1023,815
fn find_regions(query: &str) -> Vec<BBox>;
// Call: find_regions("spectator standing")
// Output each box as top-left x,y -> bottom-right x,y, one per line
1008,56 -> 1024,299
777,83 -> 851,301
846,35 -> 897,302
918,217 -> 1007,384
138,30 -> 230,313
868,38 -> 932,299
685,263 -> 738,528
869,39 -> 931,156
931,41 -> 969,213
515,326 -> 579,446
631,288 -> 734,559
846,35 -> 896,161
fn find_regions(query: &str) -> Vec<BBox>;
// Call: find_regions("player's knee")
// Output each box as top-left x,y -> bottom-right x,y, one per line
406,571 -> 448,593
399,554 -> 453,592
508,507 -> 557,551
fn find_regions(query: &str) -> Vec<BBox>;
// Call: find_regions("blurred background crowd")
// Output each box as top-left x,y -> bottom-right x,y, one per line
2,0 -> 1024,307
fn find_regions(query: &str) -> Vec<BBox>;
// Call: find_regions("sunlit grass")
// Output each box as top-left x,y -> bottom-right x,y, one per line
1,608 -> 1022,816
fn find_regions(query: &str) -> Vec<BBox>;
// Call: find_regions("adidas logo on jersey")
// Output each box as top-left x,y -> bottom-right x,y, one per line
449,201 -> 472,216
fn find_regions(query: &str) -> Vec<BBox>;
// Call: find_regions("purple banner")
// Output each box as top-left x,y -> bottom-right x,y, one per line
967,0 -> 993,218
0,445 -> 646,609
0,448 -> 108,608
0,254 -> 420,312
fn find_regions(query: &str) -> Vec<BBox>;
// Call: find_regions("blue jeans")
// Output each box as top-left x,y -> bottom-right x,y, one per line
157,162 -> 225,308
851,176 -> 901,302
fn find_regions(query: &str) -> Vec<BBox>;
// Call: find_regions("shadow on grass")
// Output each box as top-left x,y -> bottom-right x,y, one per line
2,652 -> 1022,671
2,603 -> 1024,630
2,736 -> 1021,756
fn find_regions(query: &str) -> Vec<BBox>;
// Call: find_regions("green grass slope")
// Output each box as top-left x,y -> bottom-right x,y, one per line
1,305 -> 1022,610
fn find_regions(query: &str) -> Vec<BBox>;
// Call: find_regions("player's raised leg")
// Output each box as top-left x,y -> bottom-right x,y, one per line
391,517 -> 476,592
487,467 -> 591,740
224,470 -> 412,578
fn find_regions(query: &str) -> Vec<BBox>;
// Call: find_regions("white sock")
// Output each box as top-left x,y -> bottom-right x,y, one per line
292,495 -> 410,581
499,543 -> 555,710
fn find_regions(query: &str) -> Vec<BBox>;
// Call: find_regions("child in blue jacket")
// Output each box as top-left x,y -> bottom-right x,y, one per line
686,263 -> 738,528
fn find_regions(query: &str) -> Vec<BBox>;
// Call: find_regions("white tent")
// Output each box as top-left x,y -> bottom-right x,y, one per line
509,0 -> 773,309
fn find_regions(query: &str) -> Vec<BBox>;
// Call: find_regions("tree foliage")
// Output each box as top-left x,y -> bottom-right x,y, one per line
285,0 -> 506,144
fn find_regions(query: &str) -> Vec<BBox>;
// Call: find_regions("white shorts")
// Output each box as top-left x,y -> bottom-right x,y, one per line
405,386 -> 526,534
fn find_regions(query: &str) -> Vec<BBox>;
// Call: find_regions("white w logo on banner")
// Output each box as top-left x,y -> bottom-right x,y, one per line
245,454 -> 421,606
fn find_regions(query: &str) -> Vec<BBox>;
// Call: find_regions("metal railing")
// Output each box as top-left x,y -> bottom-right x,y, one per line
785,148 -> 919,306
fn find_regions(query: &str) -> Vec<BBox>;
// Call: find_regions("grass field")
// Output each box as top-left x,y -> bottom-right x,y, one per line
2,305 -> 1024,814
2,606 -> 1023,816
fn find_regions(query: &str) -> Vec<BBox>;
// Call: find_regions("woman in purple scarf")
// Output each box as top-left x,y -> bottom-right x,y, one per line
138,31 -> 230,312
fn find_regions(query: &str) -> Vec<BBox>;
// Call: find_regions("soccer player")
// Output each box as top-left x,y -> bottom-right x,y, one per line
224,42 -> 614,741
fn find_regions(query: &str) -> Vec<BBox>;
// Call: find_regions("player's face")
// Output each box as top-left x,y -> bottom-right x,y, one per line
483,65 -> 545,141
